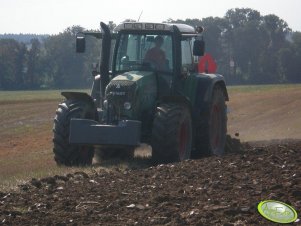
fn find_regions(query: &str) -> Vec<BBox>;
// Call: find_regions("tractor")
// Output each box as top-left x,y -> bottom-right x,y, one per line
52,22 -> 229,166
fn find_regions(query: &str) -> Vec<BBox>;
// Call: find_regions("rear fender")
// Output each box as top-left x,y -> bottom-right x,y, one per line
194,74 -> 228,110
201,75 -> 229,102
193,74 -> 229,122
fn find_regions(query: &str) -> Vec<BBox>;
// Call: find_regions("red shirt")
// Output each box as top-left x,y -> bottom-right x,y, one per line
144,47 -> 166,70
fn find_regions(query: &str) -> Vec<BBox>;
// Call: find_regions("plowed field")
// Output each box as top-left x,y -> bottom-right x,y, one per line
0,85 -> 301,225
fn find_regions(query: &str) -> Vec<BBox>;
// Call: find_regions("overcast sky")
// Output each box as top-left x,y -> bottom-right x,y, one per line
0,0 -> 300,34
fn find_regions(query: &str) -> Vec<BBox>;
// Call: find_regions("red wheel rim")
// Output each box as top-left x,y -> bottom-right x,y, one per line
211,104 -> 221,152
179,120 -> 189,160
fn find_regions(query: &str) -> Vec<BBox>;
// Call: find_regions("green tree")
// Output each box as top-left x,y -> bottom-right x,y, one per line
1,11 -> 300,90
258,14 -> 291,83
222,8 -> 265,83
0,39 -> 26,89
15,42 -> 27,89
42,26 -> 86,88
279,32 -> 301,83
26,39 -> 41,88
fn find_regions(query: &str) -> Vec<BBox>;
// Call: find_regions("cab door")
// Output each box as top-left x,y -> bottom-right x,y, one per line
181,38 -> 199,104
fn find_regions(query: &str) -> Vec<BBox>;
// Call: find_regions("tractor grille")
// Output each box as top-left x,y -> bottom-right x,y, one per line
105,80 -> 136,103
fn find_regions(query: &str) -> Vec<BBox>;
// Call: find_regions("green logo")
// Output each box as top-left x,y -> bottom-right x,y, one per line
258,200 -> 298,223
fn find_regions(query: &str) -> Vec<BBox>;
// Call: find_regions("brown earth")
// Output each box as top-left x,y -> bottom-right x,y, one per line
0,86 -> 301,225
227,86 -> 301,141
0,100 -> 58,181
0,100 -> 57,153
0,141 -> 301,225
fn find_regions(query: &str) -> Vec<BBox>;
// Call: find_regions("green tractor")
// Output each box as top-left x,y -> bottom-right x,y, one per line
53,22 -> 229,166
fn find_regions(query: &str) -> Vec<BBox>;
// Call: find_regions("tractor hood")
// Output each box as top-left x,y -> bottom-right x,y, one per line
105,71 -> 157,120
106,71 -> 157,96
112,71 -> 155,83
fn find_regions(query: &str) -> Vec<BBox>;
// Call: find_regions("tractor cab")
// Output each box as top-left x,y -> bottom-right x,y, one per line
110,23 -> 205,100
113,22 -> 204,73
76,22 -> 205,100
112,23 -> 205,79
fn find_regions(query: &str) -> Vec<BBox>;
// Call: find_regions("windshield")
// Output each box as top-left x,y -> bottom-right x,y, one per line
115,33 -> 173,73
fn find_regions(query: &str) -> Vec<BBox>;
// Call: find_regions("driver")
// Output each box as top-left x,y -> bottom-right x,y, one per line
144,35 -> 166,70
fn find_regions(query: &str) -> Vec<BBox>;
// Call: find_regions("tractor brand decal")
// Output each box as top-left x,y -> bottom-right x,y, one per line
257,200 -> 298,223
109,91 -> 126,96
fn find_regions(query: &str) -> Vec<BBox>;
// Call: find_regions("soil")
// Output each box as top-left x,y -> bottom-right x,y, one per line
1,86 -> 301,225
227,86 -> 301,141
1,139 -> 300,225
0,100 -> 57,155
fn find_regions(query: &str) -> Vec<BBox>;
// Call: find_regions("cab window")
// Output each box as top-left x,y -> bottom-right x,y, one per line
115,34 -> 173,73
181,39 -> 193,70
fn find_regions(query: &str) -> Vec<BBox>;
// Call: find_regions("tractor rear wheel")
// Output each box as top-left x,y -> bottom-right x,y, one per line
194,85 -> 227,157
151,104 -> 192,163
53,99 -> 96,166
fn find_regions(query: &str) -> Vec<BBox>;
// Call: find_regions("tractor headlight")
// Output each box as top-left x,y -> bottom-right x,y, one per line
124,102 -> 131,110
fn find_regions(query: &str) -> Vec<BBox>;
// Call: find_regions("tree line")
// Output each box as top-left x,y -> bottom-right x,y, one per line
0,26 -> 101,90
169,8 -> 301,84
0,8 -> 301,90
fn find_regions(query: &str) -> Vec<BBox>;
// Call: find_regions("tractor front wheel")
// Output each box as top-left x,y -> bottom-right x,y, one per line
151,104 -> 192,163
53,99 -> 96,166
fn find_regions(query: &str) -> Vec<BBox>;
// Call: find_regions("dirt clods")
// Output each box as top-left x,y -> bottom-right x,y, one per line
0,141 -> 301,225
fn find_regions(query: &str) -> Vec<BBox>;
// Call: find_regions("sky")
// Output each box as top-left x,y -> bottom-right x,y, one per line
0,0 -> 300,34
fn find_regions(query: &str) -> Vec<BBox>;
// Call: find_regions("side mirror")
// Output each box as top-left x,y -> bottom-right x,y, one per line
193,39 -> 205,56
76,33 -> 85,53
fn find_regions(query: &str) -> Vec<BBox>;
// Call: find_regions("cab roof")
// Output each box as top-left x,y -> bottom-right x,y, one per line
114,22 -> 196,34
